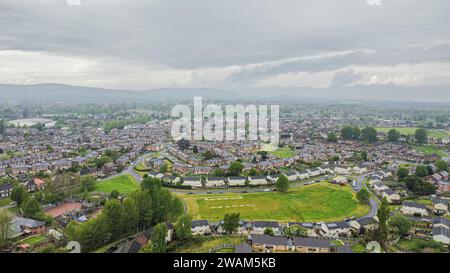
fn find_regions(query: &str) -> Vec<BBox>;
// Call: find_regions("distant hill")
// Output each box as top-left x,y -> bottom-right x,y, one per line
0,84 -> 238,103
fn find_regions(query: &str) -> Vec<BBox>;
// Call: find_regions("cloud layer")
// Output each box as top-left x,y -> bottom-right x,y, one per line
0,0 -> 449,94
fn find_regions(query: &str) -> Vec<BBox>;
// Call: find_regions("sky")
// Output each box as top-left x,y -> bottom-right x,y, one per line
0,0 -> 449,99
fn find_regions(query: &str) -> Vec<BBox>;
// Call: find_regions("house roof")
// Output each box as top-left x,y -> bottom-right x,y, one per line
253,221 -> 279,228
11,216 -> 45,229
402,201 -> 427,210
326,221 -> 349,229
433,217 -> 450,228
192,220 -> 209,228
251,235 -> 289,246
433,226 -> 450,238
294,237 -> 331,248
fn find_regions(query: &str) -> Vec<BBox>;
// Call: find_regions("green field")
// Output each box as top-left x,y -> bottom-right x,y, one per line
375,127 -> 450,139
182,183 -> 369,222
95,174 -> 139,195
410,145 -> 448,157
270,147 -> 296,159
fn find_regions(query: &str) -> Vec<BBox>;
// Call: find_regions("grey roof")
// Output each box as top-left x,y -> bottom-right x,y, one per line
402,201 -> 427,210
11,216 -> 45,228
192,220 -> 209,228
289,222 -> 316,229
251,235 -> 288,246
433,227 -> 450,237
433,217 -> 450,228
327,221 -> 349,229
207,177 -> 225,181
294,237 -> 331,248
228,176 -> 247,180
253,221 -> 279,228
383,188 -> 396,195
433,198 -> 449,206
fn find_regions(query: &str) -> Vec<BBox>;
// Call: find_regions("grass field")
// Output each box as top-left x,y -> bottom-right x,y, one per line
375,127 -> 450,139
182,183 -> 369,222
95,174 -> 139,195
410,144 -> 448,157
270,147 -> 296,159
19,235 -> 48,246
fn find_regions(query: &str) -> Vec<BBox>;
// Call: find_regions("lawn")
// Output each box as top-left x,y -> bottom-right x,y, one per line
0,197 -> 12,207
182,183 -> 369,222
375,127 -> 450,139
410,144 -> 448,157
19,235 -> 48,246
270,147 -> 296,159
95,174 -> 139,195
173,236 -> 246,253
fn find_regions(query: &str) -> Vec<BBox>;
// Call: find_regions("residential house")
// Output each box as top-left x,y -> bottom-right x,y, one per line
205,177 -> 226,188
293,237 -> 332,253
252,221 -> 281,235
251,235 -> 291,252
433,227 -> 450,244
350,217 -> 379,233
381,188 -> 401,204
401,202 -> 428,217
0,183 -> 12,199
248,175 -> 268,186
437,181 -> 450,194
183,177 -> 203,188
8,216 -> 46,239
320,222 -> 351,238
191,220 -> 211,236
227,176 -> 247,187
284,172 -> 298,182
432,198 -> 449,215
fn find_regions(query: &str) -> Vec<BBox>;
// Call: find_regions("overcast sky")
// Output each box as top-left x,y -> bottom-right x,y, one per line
0,0 -> 449,97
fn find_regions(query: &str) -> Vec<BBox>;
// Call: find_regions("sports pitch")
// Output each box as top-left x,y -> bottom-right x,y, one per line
182,182 -> 370,222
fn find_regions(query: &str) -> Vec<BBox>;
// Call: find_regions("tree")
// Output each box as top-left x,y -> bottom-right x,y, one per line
387,129 -> 400,142
361,126 -> 378,142
275,175 -> 289,193
110,190 -> 120,199
341,126 -> 360,140
80,176 -> 96,192
356,188 -> 370,204
11,185 -> 29,206
389,215 -> 412,237
177,138 -> 190,150
175,214 -> 192,240
95,156 -> 112,168
0,119 -> 5,135
192,145 -> 199,154
223,213 -> 240,234
0,211 -> 11,248
415,165 -> 428,177
151,223 -> 168,253
376,197 -> 390,244
415,129 -> 428,144
436,160 -> 449,172
131,190 -> 153,229
405,176 -> 435,196
228,161 -> 244,176
22,197 -> 42,218
397,167 -> 409,181
284,225 -> 308,238
103,199 -> 126,239
360,151 -> 368,162
264,228 -> 274,236
327,132 -> 337,142
212,168 -> 225,177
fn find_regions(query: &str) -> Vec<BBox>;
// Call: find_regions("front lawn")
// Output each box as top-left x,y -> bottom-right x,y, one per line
95,174 -> 139,195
